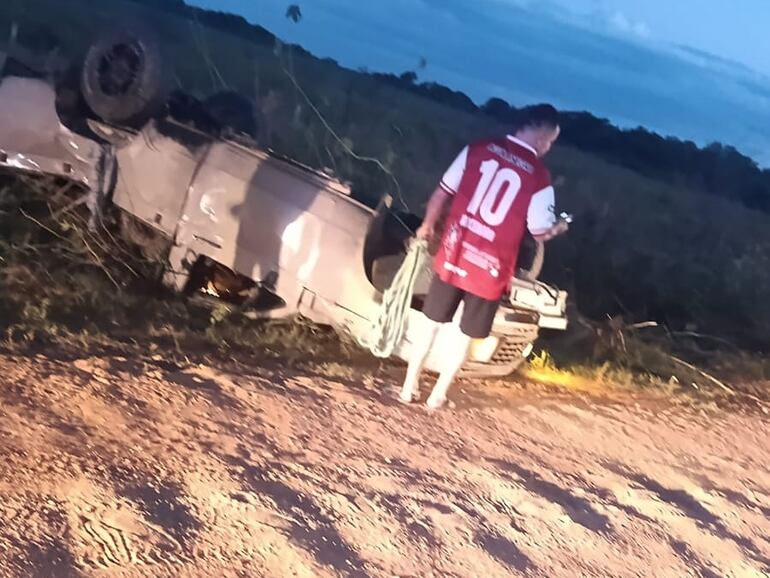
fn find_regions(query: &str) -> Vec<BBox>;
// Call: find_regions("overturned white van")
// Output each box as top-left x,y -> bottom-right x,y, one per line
0,30 -> 567,377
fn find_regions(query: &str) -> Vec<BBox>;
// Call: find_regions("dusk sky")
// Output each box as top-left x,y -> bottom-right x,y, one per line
190,0 -> 770,165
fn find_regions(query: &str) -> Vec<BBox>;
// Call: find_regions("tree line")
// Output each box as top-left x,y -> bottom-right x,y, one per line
13,0 -> 770,217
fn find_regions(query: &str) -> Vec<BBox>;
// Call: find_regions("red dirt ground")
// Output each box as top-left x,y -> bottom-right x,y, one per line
0,351 -> 768,577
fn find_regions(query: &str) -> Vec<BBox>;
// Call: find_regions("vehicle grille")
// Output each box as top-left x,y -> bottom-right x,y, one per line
490,339 -> 529,365
489,324 -> 539,366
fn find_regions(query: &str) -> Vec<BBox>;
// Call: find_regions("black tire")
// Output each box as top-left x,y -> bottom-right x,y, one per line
80,27 -> 169,126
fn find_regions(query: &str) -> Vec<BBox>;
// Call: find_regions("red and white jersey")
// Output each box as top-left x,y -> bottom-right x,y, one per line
434,135 -> 556,301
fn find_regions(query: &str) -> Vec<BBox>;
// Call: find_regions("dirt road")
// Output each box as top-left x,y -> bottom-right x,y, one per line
0,350 -> 768,577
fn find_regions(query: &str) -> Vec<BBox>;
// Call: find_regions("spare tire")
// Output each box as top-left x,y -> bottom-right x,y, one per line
80,27 -> 169,126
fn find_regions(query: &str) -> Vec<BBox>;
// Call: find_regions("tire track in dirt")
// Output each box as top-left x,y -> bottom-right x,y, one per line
220,453 -> 373,578
473,528 -> 533,574
608,464 -> 770,574
487,458 -> 612,534
81,516 -> 139,568
0,498 -> 82,578
61,474 -> 201,573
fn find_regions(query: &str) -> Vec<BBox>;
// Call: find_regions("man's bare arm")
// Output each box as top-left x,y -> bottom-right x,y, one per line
416,186 -> 451,240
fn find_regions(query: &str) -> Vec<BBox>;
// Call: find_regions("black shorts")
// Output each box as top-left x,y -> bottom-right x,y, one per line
422,276 -> 500,338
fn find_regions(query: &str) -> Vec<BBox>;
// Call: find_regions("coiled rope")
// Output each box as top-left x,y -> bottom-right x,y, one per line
359,239 -> 429,358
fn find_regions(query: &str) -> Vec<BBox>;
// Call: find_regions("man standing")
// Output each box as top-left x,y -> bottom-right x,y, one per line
399,104 -> 568,409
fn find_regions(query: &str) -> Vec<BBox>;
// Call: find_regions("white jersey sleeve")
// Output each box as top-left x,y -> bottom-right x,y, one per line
439,146 -> 469,195
527,185 -> 557,235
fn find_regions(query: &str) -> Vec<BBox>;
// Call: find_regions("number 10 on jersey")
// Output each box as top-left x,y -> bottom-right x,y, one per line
466,160 -> 522,227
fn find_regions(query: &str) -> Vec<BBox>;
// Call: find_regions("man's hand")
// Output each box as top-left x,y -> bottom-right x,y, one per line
551,220 -> 570,237
533,220 -> 569,242
415,186 -> 451,242
415,222 -> 435,241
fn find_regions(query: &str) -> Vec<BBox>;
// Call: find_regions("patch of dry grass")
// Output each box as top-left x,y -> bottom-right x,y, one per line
522,350 -> 662,393
0,175 -> 364,367
523,332 -> 770,412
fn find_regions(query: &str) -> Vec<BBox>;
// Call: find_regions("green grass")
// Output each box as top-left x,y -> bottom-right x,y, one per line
544,145 -> 770,350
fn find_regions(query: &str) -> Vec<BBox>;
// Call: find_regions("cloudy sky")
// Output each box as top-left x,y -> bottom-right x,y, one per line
190,0 -> 770,165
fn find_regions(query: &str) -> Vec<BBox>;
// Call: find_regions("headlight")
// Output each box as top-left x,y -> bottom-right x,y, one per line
468,336 -> 500,363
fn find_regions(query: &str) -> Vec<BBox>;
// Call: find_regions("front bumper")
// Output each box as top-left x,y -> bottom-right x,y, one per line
0,76 -> 104,189
0,146 -> 96,187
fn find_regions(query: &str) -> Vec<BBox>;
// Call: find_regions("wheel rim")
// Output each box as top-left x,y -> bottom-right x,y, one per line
96,41 -> 145,97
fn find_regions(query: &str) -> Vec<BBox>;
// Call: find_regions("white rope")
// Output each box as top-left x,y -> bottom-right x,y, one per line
360,239 -> 429,358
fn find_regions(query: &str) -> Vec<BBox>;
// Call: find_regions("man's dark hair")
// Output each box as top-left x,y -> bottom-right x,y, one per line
514,103 -> 559,132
